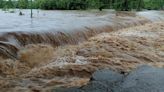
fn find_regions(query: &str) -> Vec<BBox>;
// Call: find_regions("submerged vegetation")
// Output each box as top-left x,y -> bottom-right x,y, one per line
0,0 -> 164,11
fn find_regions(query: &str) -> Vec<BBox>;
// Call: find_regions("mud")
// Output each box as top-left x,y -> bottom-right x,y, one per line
0,21 -> 163,91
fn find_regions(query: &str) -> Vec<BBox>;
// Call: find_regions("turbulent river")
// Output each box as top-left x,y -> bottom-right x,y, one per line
0,9 -> 164,92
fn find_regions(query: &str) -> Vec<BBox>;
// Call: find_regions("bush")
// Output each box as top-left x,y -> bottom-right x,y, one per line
1,0 -> 164,11
144,0 -> 164,10
34,0 -> 89,10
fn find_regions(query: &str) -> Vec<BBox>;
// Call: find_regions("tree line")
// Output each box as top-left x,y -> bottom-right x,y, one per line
0,0 -> 163,11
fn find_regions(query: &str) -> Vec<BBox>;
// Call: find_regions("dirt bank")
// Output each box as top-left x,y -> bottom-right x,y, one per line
0,21 -> 163,91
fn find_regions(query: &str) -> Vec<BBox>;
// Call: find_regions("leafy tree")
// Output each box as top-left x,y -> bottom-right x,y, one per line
0,0 -> 4,8
18,0 -> 28,9
8,0 -> 14,8
137,0 -> 144,11
144,0 -> 164,10
1,0 -> 163,10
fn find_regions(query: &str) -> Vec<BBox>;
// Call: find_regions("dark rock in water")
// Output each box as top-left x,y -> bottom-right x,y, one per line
52,65 -> 164,92
52,87 -> 83,92
114,65 -> 164,92
81,81 -> 112,92
91,69 -> 123,83
90,69 -> 124,91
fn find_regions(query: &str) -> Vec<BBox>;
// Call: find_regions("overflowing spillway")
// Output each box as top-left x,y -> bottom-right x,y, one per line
0,10 -> 163,59
0,10 -> 164,92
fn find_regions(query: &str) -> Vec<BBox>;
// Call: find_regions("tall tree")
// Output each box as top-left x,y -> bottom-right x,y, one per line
8,0 -> 14,8
0,0 -> 4,8
18,0 -> 29,9
159,0 -> 164,9
137,0 -> 144,11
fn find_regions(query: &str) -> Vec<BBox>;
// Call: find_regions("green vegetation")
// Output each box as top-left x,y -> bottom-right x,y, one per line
18,0 -> 29,9
144,0 -> 164,10
0,0 -> 163,11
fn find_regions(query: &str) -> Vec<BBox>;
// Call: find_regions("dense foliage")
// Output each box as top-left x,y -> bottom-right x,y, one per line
144,0 -> 164,10
18,0 -> 29,9
33,0 -> 100,10
0,0 -> 163,11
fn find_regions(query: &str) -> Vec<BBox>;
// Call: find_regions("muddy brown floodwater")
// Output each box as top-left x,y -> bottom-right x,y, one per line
1,10 -> 163,59
0,10 -> 164,92
0,21 -> 163,92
